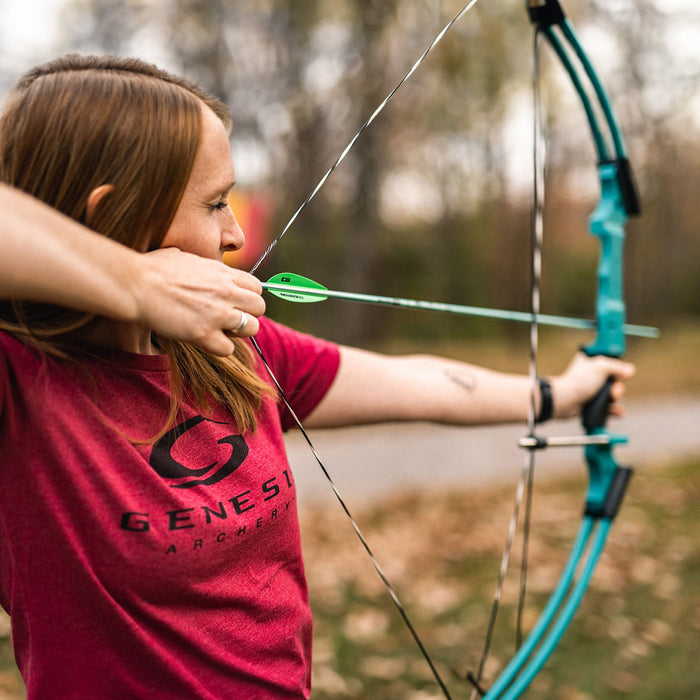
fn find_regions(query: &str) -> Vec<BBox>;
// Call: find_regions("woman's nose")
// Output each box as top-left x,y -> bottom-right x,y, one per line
222,208 -> 245,252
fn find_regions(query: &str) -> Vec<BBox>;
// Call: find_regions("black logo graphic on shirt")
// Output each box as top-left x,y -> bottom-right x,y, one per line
149,416 -> 248,488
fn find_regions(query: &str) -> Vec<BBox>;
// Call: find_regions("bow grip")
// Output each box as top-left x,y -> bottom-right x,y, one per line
582,375 -> 614,432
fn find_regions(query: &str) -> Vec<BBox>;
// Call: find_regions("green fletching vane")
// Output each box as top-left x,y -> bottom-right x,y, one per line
264,273 -> 328,303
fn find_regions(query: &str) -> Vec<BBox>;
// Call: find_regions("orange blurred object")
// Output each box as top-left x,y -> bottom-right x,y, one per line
223,191 -> 273,270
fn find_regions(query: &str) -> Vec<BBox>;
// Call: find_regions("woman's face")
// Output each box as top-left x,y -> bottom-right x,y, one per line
160,104 -> 244,260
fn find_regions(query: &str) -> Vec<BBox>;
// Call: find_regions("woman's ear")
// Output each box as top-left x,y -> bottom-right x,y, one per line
85,184 -> 114,226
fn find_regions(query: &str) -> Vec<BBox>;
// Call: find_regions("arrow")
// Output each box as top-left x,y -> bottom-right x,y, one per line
263,273 -> 659,338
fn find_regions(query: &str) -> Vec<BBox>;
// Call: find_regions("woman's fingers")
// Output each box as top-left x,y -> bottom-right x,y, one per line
552,352 -> 636,419
135,248 -> 266,354
224,309 -> 260,339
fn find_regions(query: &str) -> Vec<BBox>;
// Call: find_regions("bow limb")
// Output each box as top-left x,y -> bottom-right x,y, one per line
476,3 -> 641,698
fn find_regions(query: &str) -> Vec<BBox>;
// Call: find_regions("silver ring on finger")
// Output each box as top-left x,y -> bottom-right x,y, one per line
233,310 -> 249,334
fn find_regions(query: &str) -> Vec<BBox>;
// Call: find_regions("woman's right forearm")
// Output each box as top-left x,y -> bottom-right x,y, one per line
0,184 -> 266,354
0,184 -> 142,321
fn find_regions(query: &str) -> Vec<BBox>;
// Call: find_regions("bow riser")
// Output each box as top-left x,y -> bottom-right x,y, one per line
585,162 -> 628,359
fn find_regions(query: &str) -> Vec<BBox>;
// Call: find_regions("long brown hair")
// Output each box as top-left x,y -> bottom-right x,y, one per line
0,54 -> 270,434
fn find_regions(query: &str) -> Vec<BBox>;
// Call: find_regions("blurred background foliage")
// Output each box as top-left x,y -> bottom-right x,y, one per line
2,0 -> 696,348
0,2 -> 699,698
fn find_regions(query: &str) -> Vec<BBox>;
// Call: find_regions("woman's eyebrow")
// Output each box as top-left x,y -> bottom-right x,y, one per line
205,179 -> 236,200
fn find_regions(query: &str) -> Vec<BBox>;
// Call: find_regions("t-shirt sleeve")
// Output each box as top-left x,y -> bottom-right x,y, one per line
253,317 -> 340,431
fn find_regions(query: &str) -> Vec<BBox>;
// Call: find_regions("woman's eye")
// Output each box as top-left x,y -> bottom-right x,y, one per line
210,200 -> 229,211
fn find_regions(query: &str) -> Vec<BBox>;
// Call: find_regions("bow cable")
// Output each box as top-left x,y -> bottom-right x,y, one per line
466,26 -> 546,699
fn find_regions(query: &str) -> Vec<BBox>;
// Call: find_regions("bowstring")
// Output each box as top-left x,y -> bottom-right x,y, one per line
466,28 -> 545,699
520,22 -> 546,653
243,2 -> 489,698
248,336 -> 453,700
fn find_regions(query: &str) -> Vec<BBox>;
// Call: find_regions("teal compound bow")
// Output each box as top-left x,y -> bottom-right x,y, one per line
467,2 -> 643,698
246,1 -> 646,698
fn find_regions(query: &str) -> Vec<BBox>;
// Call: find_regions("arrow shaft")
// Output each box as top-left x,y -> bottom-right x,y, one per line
262,282 -> 658,338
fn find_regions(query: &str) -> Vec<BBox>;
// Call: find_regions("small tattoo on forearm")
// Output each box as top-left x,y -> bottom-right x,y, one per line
444,369 -> 477,393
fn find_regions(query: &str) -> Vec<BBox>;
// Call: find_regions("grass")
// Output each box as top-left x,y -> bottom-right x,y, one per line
301,457 -> 699,699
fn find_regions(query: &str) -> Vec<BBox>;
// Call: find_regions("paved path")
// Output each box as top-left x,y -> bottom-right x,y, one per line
285,396 -> 700,509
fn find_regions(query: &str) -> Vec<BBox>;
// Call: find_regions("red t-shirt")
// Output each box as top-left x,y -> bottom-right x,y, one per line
0,318 -> 340,699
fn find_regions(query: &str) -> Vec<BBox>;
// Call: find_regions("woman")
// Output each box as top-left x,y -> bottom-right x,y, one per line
0,55 -> 634,699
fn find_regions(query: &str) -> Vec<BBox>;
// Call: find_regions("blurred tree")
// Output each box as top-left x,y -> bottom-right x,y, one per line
66,0 -> 146,53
